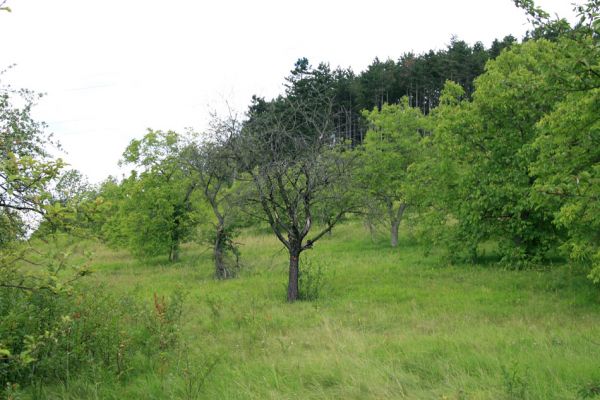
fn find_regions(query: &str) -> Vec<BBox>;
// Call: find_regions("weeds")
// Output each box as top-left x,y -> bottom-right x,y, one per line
501,363 -> 529,399
150,288 -> 186,350
298,255 -> 330,301
0,282 -> 187,398
176,345 -> 220,400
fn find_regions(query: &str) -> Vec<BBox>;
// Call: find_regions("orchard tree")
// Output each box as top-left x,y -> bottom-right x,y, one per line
233,86 -> 357,302
359,98 -> 425,247
426,39 -> 565,266
107,130 -> 202,262
185,121 -> 241,279
0,76 -> 62,219
1,73 -> 63,289
406,81 -> 475,259
528,0 -> 600,282
533,88 -> 599,281
34,168 -> 98,236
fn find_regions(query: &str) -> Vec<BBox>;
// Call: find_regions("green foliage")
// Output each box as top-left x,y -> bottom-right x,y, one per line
406,81 -> 471,259
532,89 -> 599,279
358,98 -> 425,246
409,2 -> 599,279
527,5 -> 600,282
0,208 -> 24,248
32,169 -> 101,239
514,0 -> 573,41
0,70 -> 126,396
100,130 -> 204,261
0,281 -> 183,394
184,128 -> 243,279
0,72 -> 92,294
361,99 -> 424,193
421,40 -> 565,266
0,72 -> 63,223
52,169 -> 91,206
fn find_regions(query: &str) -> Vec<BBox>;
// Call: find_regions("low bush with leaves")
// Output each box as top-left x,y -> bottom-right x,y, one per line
0,283 -> 184,395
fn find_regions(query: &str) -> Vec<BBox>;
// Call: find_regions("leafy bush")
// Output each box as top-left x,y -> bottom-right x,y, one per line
0,283 -> 184,395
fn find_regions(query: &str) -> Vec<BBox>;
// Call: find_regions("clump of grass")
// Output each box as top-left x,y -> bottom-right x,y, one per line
579,381 -> 600,399
501,363 -> 529,399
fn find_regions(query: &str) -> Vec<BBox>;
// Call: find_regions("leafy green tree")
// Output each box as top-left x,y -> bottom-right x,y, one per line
407,81 -> 474,259
52,169 -> 91,206
0,72 -> 78,290
359,98 -> 425,247
528,0 -> 600,282
33,169 -> 99,237
532,89 -> 599,280
514,0 -> 572,41
104,130 -> 202,262
0,76 -> 62,219
425,39 -> 565,266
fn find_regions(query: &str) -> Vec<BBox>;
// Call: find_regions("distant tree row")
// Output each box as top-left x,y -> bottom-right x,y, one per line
258,35 -> 518,145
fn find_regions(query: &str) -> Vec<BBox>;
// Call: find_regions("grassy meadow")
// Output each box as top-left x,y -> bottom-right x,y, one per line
28,222 -> 600,399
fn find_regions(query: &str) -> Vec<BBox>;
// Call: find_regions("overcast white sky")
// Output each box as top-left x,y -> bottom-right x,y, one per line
1,0 -> 576,183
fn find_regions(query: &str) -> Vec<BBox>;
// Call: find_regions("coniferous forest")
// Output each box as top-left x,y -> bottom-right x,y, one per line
1,1 -> 599,398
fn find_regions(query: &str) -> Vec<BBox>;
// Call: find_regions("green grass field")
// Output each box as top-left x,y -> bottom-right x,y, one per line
34,222 -> 600,399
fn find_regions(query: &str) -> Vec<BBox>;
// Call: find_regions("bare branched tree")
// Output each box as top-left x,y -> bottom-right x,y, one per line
226,92 -> 358,302
184,121 -> 241,279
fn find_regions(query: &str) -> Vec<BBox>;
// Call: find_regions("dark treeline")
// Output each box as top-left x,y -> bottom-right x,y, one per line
258,35 -> 517,144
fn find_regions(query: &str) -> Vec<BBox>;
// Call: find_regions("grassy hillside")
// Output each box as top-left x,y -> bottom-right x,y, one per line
34,222 -> 600,399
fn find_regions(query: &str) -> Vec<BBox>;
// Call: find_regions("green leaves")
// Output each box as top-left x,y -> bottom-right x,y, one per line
513,0 -> 549,21
358,98 -> 425,242
0,74 -> 91,294
101,130 -> 204,261
419,40 -> 566,265
532,87 -> 600,281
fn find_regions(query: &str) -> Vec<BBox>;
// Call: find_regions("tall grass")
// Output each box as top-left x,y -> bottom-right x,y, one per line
16,222 -> 600,399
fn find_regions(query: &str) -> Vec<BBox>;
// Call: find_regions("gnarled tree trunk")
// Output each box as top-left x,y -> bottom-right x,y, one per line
389,203 -> 407,248
391,221 -> 400,247
169,242 -> 179,262
214,224 -> 230,279
287,243 -> 301,302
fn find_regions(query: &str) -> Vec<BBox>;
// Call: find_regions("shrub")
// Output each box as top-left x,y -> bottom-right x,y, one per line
0,283 -> 184,395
